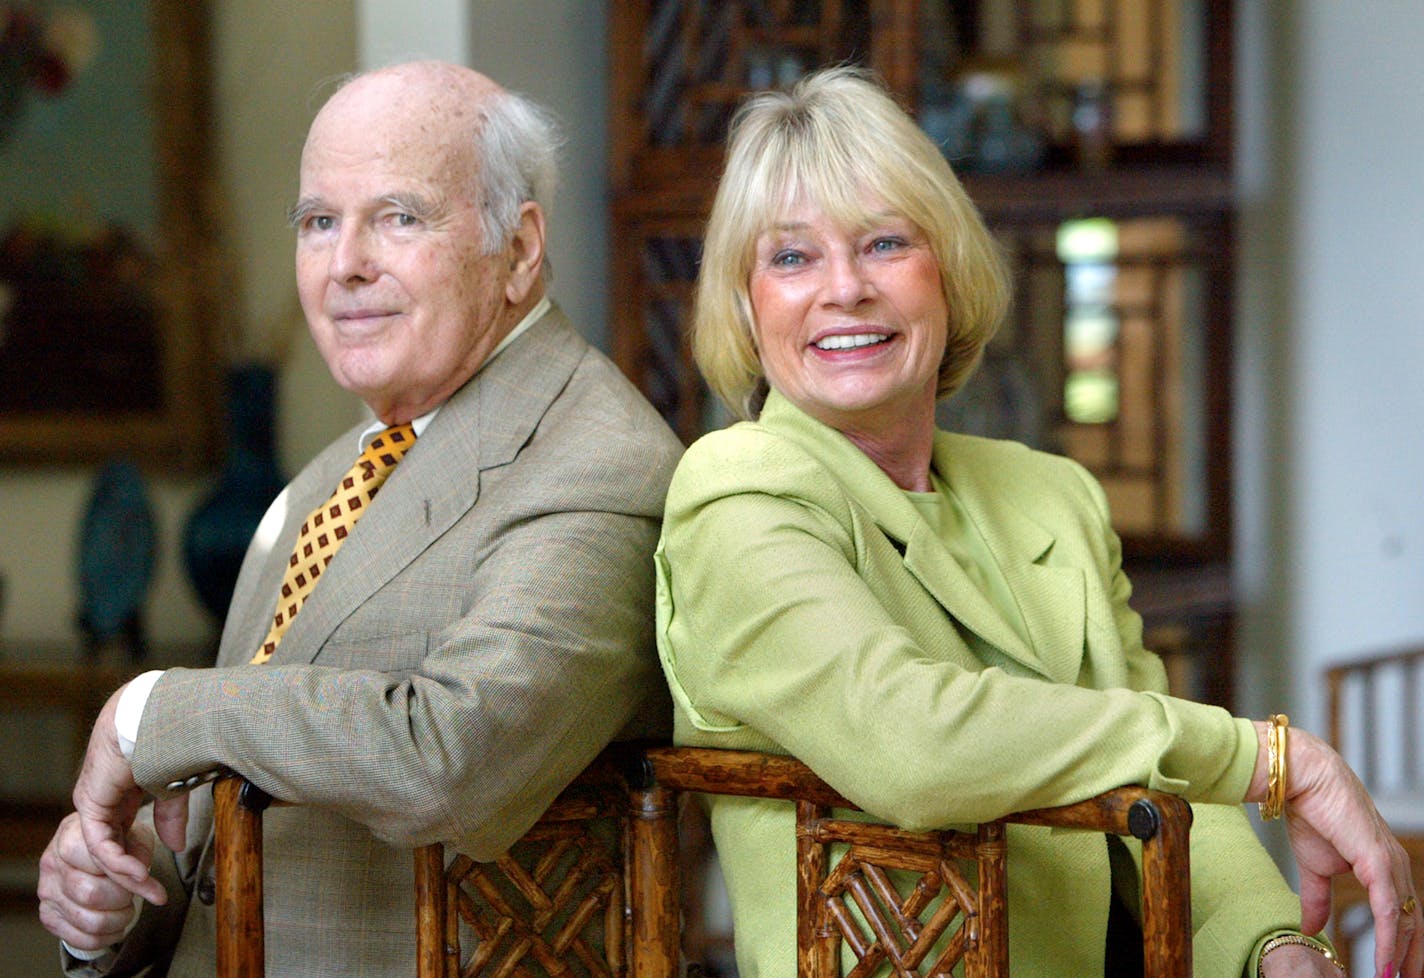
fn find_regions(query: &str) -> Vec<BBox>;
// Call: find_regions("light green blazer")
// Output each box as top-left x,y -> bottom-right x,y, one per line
656,390 -> 1300,977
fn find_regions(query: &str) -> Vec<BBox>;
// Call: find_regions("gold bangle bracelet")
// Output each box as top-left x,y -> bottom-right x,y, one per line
1259,714 -> 1290,821
1257,933 -> 1346,976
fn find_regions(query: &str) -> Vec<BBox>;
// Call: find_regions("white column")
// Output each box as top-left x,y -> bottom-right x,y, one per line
357,0 -> 471,68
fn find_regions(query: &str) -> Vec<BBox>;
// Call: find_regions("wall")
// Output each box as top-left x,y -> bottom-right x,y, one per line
0,3 -> 358,652
1234,2 -> 1424,737
1233,9 -> 1424,962
0,1 -> 612,653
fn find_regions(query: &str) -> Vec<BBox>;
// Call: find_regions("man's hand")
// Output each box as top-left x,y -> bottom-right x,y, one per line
71,687 -> 168,904
37,812 -> 154,951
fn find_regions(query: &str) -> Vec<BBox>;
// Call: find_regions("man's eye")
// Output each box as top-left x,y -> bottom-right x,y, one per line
306,215 -> 335,232
395,213 -> 419,227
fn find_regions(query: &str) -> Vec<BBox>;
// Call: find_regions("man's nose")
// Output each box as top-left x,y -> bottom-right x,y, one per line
329,226 -> 376,283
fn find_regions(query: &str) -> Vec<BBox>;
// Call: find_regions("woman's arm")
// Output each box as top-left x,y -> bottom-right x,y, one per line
657,435 -> 1256,826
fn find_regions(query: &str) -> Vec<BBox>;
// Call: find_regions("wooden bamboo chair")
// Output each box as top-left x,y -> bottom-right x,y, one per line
1326,646 -> 1424,967
214,748 -> 657,978
214,744 -> 1194,977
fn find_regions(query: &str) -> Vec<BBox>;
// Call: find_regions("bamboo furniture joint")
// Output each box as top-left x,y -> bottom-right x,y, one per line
214,744 -> 1194,978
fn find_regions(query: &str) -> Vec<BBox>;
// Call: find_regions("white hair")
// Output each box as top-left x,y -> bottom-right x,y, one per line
474,89 -> 563,257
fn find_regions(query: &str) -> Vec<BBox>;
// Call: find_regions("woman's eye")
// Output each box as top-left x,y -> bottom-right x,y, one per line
870,236 -> 905,253
770,249 -> 805,267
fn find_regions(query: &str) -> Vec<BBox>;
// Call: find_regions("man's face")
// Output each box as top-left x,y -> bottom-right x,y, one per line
293,71 -> 521,423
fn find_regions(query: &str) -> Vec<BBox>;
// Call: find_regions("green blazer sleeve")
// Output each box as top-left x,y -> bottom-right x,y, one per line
658,407 -> 1256,827
655,393 -> 1301,977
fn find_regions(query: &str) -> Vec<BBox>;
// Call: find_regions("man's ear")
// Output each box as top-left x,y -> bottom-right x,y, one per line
504,202 -> 547,305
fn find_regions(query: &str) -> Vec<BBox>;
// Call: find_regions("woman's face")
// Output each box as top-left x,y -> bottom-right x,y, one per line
748,197 -> 947,435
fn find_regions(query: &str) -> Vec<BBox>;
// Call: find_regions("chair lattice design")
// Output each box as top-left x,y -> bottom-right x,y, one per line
446,781 -> 629,978
806,815 -> 1005,978
448,828 -> 624,978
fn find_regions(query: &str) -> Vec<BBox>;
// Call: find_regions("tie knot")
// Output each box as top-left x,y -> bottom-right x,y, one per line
360,422 -> 417,474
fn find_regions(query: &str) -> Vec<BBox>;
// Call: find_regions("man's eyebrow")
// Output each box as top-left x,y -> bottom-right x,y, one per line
381,192 -> 440,218
286,197 -> 323,228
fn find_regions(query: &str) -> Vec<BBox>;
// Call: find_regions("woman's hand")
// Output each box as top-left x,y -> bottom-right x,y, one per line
1251,721 -> 1421,978
1258,942 -> 1348,977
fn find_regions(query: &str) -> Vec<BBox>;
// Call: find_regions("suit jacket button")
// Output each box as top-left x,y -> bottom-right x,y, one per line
197,875 -> 216,906
166,780 -> 184,792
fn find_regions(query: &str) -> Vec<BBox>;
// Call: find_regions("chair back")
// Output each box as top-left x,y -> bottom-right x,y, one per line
215,744 -> 1193,977
639,746 -> 1192,978
214,748 -> 677,978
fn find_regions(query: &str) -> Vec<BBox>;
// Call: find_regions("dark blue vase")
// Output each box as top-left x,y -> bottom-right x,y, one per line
77,458 -> 157,660
182,364 -> 287,624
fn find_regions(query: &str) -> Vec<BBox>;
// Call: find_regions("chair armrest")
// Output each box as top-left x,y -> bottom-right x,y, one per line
640,746 -> 1192,978
1010,787 -> 1194,975
213,775 -> 274,978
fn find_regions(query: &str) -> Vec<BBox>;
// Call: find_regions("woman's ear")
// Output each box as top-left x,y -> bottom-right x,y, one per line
504,201 -> 547,305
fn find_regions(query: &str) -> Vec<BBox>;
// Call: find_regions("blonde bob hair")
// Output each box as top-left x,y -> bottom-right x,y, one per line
693,66 -> 1010,420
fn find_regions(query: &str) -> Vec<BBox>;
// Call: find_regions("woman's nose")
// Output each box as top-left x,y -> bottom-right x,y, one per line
821,251 -> 873,307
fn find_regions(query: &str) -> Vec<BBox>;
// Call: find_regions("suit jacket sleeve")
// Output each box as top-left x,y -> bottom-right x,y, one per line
130,323 -> 681,861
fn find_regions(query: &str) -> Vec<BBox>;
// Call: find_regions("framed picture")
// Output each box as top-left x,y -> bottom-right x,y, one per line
0,0 -> 220,468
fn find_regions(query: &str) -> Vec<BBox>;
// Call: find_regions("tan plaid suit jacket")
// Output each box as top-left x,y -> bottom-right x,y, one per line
77,305 -> 682,978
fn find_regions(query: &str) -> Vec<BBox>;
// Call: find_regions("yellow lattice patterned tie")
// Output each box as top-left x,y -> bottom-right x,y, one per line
251,423 -> 416,664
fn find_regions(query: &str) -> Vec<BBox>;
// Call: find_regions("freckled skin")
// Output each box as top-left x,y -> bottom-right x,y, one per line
293,62 -> 545,424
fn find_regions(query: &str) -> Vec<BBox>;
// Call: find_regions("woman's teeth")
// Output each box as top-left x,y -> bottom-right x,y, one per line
815,333 -> 888,351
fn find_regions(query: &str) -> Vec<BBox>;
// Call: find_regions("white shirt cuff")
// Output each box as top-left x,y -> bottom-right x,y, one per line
62,939 -> 116,963
115,670 -> 164,759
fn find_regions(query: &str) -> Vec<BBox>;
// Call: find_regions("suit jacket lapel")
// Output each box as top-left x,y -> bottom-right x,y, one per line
217,439 -> 358,666
899,518 -> 1049,675
235,304 -> 582,667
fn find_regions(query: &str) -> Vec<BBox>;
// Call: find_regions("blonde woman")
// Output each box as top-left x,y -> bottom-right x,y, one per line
656,66 -> 1419,978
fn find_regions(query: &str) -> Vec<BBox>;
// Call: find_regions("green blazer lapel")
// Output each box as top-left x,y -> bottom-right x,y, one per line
936,433 -> 1086,685
898,519 -> 1050,676
759,393 -> 1055,678
264,305 -> 583,666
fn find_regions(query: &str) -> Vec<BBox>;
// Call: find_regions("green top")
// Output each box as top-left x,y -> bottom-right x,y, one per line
905,471 -> 1030,650
656,390 -> 1302,977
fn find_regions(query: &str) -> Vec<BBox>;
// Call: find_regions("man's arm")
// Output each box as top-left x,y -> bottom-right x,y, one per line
65,689 -> 179,904
129,503 -> 666,860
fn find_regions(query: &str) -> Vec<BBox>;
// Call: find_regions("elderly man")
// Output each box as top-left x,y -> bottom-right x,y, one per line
38,61 -> 682,975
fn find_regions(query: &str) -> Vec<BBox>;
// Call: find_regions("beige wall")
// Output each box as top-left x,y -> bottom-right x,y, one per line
0,3 -> 359,652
